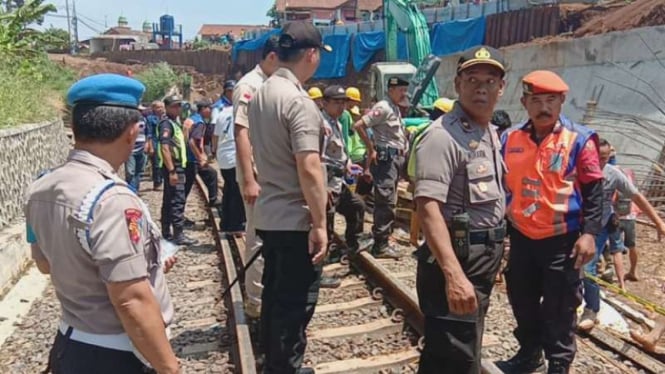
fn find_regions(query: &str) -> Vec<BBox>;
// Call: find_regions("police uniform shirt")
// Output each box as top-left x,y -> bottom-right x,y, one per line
361,99 -> 407,150
159,117 -> 183,164
321,110 -> 349,194
248,67 -> 324,231
414,103 -> 505,229
25,150 -> 174,334
232,64 -> 268,129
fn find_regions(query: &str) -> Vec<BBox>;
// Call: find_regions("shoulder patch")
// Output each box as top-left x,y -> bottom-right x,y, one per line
372,110 -> 381,117
124,208 -> 143,245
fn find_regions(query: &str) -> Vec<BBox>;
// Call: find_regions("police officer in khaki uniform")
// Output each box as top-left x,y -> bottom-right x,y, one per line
320,85 -> 370,258
353,77 -> 409,259
233,35 -> 280,318
24,74 -> 179,374
413,46 -> 507,374
248,21 -> 330,374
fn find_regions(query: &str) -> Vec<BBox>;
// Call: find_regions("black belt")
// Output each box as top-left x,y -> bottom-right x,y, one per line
375,145 -> 405,156
468,224 -> 506,245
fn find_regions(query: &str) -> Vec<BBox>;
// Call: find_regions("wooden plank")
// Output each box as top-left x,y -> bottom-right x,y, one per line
316,297 -> 382,314
315,349 -> 419,374
180,317 -> 219,329
587,327 -> 665,373
308,318 -> 402,340
180,342 -> 220,356
323,263 -> 348,274
338,277 -> 366,289
186,279 -> 217,290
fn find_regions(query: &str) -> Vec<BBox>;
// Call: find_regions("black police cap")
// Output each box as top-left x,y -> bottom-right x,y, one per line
457,46 -> 506,76
387,76 -> 409,88
163,95 -> 183,107
323,85 -> 347,100
278,22 -> 332,52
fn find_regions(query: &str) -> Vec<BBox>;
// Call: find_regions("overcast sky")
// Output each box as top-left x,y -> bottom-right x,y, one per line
40,0 -> 275,40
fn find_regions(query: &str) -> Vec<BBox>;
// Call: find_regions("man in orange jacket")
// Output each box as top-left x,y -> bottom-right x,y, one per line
498,71 -> 603,374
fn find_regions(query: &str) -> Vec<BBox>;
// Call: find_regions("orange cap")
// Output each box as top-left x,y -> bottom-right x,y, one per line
522,70 -> 569,95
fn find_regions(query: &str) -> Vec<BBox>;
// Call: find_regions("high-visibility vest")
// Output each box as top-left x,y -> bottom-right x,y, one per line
502,116 -> 598,239
157,118 -> 187,168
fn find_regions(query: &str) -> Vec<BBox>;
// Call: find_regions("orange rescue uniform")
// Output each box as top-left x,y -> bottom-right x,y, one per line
502,116 -> 603,239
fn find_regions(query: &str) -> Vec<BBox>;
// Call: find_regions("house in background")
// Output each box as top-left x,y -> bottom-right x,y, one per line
275,0 -> 383,26
86,16 -> 155,54
198,24 -> 267,43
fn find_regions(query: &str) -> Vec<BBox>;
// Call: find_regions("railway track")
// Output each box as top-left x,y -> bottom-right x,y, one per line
197,174 -> 665,373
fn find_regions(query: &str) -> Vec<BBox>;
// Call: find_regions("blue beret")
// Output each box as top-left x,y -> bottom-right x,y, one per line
67,73 -> 145,109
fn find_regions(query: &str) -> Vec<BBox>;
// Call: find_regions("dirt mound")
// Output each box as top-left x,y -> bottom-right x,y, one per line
574,0 -> 665,37
48,54 -> 145,78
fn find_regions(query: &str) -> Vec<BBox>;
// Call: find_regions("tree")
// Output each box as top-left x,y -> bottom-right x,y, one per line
266,1 -> 280,28
0,0 -> 57,57
40,26 -> 69,51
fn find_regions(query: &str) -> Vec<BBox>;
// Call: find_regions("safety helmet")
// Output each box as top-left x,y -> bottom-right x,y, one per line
350,105 -> 361,116
308,87 -> 323,100
433,97 -> 455,114
346,87 -> 362,102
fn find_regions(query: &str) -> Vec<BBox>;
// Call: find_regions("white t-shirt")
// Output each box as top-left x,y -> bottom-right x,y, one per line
214,106 -> 236,169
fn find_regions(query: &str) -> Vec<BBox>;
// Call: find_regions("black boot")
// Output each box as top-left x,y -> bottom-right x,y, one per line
547,360 -> 570,374
496,349 -> 546,373
371,242 -> 403,259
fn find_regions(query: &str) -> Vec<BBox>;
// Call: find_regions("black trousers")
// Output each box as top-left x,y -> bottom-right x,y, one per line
505,229 -> 583,365
370,155 -> 404,247
416,240 -> 503,374
161,166 -> 185,236
47,328 -> 154,374
257,230 -> 322,374
220,168 -> 246,231
185,162 -> 218,202
327,184 -> 365,248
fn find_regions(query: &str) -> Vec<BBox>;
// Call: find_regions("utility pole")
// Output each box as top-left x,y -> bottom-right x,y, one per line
65,0 -> 72,54
71,0 -> 79,54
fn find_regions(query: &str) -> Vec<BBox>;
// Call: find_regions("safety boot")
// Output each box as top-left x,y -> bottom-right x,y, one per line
320,276 -> 341,289
496,349 -> 546,373
547,360 -> 570,374
371,242 -> 403,259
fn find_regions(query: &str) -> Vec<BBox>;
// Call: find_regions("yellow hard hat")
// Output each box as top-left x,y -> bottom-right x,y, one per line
308,87 -> 323,100
350,105 -> 361,116
346,87 -> 362,102
433,97 -> 455,113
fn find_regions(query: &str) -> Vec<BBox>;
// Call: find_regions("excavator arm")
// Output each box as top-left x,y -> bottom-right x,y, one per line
383,0 -> 439,107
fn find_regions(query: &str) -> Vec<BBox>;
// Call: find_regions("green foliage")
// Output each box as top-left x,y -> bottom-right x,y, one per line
0,1 -> 75,128
192,37 -> 211,50
266,1 -> 280,28
135,62 -> 182,103
40,26 -> 70,51
0,0 -> 56,58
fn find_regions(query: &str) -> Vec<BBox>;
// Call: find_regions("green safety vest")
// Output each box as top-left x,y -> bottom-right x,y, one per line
157,118 -> 187,168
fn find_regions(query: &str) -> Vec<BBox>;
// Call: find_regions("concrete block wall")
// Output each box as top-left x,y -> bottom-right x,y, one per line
434,25 -> 665,172
0,120 -> 69,230
0,120 -> 68,296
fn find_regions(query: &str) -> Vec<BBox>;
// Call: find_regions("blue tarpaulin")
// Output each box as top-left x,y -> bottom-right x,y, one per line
232,29 -> 280,62
397,32 -> 409,61
351,31 -> 385,72
430,17 -> 486,56
313,34 -> 351,79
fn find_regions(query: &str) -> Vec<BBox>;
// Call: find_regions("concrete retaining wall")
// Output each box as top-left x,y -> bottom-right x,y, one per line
0,120 -> 69,296
435,25 -> 665,172
0,120 -> 70,230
